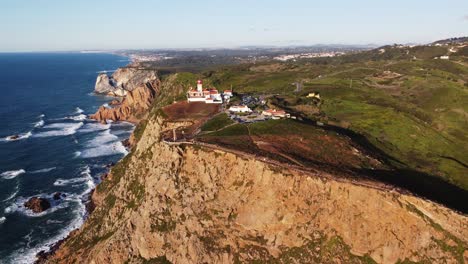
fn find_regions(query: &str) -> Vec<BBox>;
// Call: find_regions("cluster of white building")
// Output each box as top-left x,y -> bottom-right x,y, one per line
187,80 -> 233,104
274,52 -> 345,61
228,105 -> 290,120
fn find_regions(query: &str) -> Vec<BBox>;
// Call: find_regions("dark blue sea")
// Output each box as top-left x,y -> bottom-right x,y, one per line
0,53 -> 133,263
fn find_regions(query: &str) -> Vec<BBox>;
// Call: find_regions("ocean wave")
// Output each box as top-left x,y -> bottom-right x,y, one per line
3,191 -> 87,264
34,114 -> 45,128
96,69 -> 116,74
1,169 -> 26,180
2,131 -> 33,142
33,122 -> 84,138
30,167 -> 57,174
53,166 -> 95,197
79,122 -> 111,133
34,119 -> 45,128
63,114 -> 87,121
78,130 -> 128,158
53,177 -> 87,186
4,193 -> 71,218
75,107 -> 84,114
1,185 -> 19,202
6,197 -> 86,264
0,216 -> 5,225
81,166 -> 95,196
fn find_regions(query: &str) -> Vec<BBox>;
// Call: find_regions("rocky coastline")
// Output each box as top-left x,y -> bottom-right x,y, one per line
34,63 -> 158,263
38,67 -> 468,263
91,66 -> 161,124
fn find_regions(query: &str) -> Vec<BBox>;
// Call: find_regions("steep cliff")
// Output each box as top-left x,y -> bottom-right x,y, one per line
94,67 -> 159,96
90,79 -> 160,123
45,105 -> 468,263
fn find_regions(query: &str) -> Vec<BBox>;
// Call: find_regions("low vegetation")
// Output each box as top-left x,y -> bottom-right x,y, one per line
199,45 -> 468,191
200,113 -> 234,131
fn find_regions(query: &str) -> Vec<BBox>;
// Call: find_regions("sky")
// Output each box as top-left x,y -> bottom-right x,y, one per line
0,0 -> 467,52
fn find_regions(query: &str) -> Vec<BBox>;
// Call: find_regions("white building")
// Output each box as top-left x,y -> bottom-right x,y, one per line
229,105 -> 252,113
187,80 -> 223,104
440,55 -> 450,60
262,109 -> 289,118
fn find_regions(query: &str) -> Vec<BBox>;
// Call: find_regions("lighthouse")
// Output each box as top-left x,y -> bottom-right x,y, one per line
197,80 -> 203,92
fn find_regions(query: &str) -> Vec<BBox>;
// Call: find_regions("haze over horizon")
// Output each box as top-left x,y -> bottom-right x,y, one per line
1,0 -> 467,52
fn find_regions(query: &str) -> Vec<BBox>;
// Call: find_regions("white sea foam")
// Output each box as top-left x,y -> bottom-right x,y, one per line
0,216 -> 5,225
34,114 -> 46,128
75,107 -> 84,114
61,113 -> 87,121
2,131 -> 33,142
4,193 -> 70,218
79,122 -> 111,133
2,185 -> 19,202
53,166 -> 95,197
78,130 -> 128,158
1,169 -> 26,180
7,199 -> 86,264
33,122 -> 84,138
30,167 -> 57,174
80,166 -> 95,196
5,169 -> 96,262
53,177 -> 87,186
34,119 -> 45,128
96,69 -> 116,73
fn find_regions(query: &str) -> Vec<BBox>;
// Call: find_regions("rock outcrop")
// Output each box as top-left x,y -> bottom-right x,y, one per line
94,73 -> 117,95
94,67 -> 159,96
90,79 -> 160,123
24,197 -> 51,213
45,112 -> 468,264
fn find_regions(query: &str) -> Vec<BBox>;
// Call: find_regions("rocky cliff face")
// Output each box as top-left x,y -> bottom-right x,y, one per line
94,67 -> 159,96
45,110 -> 468,263
90,79 -> 160,123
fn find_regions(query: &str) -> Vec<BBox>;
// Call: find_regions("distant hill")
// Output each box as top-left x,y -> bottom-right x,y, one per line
432,36 -> 468,45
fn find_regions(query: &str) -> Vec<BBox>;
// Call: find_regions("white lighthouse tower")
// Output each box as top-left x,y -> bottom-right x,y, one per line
197,80 -> 203,92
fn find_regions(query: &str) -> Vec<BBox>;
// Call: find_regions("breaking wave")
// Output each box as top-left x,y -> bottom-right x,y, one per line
2,185 -> 19,202
6,198 -> 86,264
1,169 -> 26,180
96,69 -> 116,74
0,217 -> 5,225
75,107 -> 84,114
33,122 -> 84,138
34,114 -> 45,128
2,131 -> 32,142
78,130 -> 128,158
65,114 -> 87,121
30,167 -> 57,174
79,122 -> 111,133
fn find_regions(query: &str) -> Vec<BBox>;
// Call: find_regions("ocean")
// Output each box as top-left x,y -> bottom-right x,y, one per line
0,53 -> 133,263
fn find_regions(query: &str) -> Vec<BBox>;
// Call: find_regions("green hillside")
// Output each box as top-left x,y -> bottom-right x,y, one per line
203,45 -> 468,190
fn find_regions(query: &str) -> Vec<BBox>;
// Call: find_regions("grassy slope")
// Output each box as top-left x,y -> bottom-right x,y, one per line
204,46 -> 468,189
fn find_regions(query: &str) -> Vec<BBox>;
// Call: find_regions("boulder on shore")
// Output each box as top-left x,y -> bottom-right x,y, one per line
24,197 -> 51,213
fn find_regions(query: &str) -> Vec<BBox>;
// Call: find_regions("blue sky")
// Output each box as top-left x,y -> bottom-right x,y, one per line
1,0 -> 467,51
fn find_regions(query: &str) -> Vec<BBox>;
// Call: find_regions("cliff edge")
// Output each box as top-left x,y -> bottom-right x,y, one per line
94,67 -> 159,97
44,88 -> 468,263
